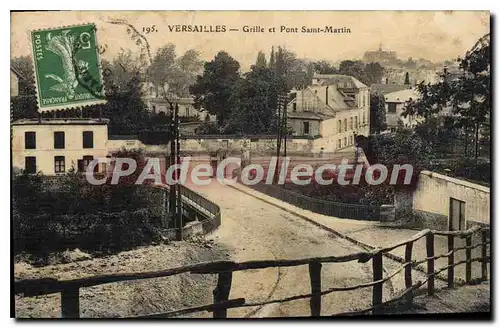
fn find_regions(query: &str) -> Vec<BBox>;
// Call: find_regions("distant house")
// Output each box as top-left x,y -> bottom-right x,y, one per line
370,83 -> 411,96
286,74 -> 370,151
384,88 -> 422,131
10,67 -> 25,97
141,82 -> 207,120
11,118 -> 110,175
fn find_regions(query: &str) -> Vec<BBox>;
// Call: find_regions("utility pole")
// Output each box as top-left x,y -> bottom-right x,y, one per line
168,102 -> 178,236
283,94 -> 287,158
275,95 -> 284,183
175,103 -> 183,241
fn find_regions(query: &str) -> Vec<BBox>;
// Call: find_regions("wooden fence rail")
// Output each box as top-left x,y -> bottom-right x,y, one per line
14,226 -> 490,318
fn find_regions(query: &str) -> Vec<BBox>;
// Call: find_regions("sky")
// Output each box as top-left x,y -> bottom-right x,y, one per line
11,11 -> 490,71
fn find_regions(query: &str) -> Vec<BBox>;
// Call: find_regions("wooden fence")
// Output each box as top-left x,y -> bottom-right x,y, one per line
14,226 -> 490,318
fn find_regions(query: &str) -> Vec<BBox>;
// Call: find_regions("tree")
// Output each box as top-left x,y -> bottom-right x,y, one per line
273,46 -> 311,91
269,46 -> 276,70
11,56 -> 38,120
148,44 -> 203,98
101,57 -> 150,135
256,51 -> 267,68
168,49 -> 203,97
403,34 -> 490,165
364,62 -> 385,86
337,60 -> 386,86
367,128 -> 434,184
226,65 -> 280,134
313,60 -> 337,74
149,44 -> 177,96
370,92 -> 387,133
338,60 -> 367,82
404,71 -> 410,85
189,51 -> 241,126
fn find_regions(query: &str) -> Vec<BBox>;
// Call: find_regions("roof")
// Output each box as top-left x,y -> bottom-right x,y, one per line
384,89 -> 420,103
12,118 -> 110,126
10,67 -> 25,80
313,74 -> 367,89
371,84 -> 411,95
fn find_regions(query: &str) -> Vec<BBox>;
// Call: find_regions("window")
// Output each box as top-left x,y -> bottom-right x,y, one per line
152,105 -> 156,114
344,137 -> 347,147
362,92 -> 366,107
293,103 -> 297,112
355,116 -> 358,128
25,156 -> 36,174
54,131 -> 65,149
388,103 -> 397,113
303,121 -> 310,135
78,155 -> 95,173
363,113 -> 366,125
344,119 -> 347,132
83,131 -> 94,149
54,156 -> 65,173
25,131 -> 36,149
350,136 -> 354,145
337,139 -> 342,149
337,120 -> 341,133
349,117 -> 353,130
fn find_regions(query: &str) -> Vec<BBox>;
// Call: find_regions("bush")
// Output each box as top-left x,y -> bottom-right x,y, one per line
12,169 -> 169,260
13,208 -> 166,259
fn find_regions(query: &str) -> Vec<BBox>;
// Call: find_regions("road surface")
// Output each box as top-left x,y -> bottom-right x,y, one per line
184,179 -> 394,317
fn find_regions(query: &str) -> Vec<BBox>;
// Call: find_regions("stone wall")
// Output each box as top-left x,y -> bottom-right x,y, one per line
108,136 -> 320,156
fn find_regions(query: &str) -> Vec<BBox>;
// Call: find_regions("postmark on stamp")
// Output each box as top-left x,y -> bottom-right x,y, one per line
30,23 -> 107,112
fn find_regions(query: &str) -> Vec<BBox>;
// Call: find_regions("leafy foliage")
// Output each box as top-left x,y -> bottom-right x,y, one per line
12,162 -> 167,259
226,65 -> 281,134
370,92 -> 387,133
101,57 -> 150,135
312,60 -> 337,74
337,60 -> 385,86
190,51 -> 242,126
10,56 -> 38,120
367,128 -> 433,170
255,51 -> 267,68
402,34 -> 490,181
149,45 -> 203,98
403,35 -> 490,130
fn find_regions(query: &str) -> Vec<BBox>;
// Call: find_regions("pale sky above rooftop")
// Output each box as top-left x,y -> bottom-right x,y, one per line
11,11 -> 490,71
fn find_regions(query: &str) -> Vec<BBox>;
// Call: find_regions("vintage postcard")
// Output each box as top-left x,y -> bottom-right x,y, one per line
11,11 -> 491,319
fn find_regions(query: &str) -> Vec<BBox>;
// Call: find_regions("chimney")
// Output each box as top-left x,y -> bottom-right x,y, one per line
325,86 -> 329,106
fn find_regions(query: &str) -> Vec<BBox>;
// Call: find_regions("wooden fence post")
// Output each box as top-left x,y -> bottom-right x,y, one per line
465,234 -> 472,284
481,229 -> 488,281
405,242 -> 413,305
309,261 -> 322,317
213,272 -> 233,318
447,235 -> 455,288
372,252 -> 383,314
61,288 -> 80,318
426,233 -> 435,296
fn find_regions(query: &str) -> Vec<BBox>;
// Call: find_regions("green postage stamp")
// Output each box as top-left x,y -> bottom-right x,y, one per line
31,23 -> 107,112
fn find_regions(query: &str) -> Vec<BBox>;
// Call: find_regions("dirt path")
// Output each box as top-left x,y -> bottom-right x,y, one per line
186,180 -> 395,317
14,242 -> 230,318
